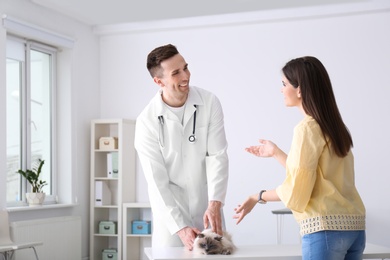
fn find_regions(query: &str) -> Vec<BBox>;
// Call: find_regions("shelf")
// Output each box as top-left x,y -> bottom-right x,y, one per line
94,149 -> 119,152
123,202 -> 151,208
90,119 -> 136,260
126,234 -> 152,238
123,203 -> 152,259
94,177 -> 118,180
94,233 -> 118,237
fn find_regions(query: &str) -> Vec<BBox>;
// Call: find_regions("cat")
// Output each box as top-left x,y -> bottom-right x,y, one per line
193,229 -> 236,255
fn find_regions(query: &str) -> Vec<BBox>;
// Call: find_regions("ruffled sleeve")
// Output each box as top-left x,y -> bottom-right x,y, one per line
276,117 -> 326,213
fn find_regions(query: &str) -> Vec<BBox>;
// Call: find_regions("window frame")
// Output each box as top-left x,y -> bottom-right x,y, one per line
6,35 -> 58,207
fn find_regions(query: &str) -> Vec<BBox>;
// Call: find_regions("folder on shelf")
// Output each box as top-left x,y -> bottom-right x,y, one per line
107,152 -> 119,178
95,181 -> 111,206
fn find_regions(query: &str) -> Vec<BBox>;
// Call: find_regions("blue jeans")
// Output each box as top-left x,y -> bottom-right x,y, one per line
302,230 -> 366,260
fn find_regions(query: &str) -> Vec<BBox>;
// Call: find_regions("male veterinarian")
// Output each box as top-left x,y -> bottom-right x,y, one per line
134,44 -> 229,250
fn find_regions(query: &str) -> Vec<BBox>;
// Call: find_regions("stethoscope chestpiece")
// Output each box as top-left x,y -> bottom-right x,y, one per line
188,134 -> 196,143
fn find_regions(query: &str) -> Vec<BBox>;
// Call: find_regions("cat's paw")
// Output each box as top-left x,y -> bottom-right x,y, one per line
221,249 -> 231,255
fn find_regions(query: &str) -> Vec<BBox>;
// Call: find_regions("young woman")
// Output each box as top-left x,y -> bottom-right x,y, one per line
233,56 -> 366,259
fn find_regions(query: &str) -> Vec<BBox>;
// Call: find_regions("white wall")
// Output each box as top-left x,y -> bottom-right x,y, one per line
97,2 -> 390,247
1,1 -> 389,259
0,0 -> 100,259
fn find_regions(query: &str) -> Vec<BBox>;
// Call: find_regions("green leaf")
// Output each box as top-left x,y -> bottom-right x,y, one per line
16,159 -> 47,193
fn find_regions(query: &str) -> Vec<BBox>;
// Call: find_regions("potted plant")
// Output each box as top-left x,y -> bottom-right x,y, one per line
17,159 -> 48,206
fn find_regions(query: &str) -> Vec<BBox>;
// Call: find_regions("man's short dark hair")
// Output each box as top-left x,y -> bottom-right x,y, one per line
146,44 -> 179,77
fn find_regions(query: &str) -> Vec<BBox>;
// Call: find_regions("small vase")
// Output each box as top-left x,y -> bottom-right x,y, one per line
26,192 -> 46,207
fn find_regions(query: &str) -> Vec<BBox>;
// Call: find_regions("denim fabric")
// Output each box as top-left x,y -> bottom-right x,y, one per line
302,230 -> 366,260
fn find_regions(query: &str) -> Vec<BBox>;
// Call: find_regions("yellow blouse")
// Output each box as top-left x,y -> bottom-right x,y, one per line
276,116 -> 366,235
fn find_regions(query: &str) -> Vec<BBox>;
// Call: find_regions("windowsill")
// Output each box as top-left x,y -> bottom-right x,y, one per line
7,203 -> 78,212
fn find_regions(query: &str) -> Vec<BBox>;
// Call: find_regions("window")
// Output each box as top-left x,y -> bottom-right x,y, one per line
6,35 -> 57,206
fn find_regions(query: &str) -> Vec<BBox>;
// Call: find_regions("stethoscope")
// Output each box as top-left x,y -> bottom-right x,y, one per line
158,105 -> 197,148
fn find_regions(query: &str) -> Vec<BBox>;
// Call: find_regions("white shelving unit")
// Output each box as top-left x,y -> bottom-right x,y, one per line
123,202 -> 152,260
90,119 -> 136,260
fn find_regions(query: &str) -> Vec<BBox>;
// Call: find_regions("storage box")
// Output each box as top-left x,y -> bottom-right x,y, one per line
99,221 -> 117,234
132,220 -> 151,234
99,137 -> 118,150
102,248 -> 117,260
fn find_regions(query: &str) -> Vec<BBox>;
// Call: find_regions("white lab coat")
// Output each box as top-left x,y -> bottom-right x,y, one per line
134,86 -> 229,247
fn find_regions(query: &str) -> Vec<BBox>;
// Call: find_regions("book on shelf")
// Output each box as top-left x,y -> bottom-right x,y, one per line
107,152 -> 119,178
95,181 -> 111,206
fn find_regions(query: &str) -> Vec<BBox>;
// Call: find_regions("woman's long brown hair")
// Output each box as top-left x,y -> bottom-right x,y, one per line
282,56 -> 353,157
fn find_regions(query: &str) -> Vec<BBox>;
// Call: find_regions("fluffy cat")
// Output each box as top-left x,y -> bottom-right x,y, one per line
193,229 -> 236,255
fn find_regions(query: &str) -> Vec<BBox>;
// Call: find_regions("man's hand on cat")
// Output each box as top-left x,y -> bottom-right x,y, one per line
177,226 -> 200,250
203,200 -> 223,236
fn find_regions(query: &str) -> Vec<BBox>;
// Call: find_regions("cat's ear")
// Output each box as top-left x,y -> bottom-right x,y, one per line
214,235 -> 223,242
197,233 -> 205,238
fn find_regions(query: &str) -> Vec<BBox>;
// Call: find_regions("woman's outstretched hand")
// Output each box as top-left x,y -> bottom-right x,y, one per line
246,139 -> 287,167
233,194 -> 258,225
245,139 -> 277,158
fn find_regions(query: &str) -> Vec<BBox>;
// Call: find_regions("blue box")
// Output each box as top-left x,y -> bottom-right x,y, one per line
131,220 -> 151,234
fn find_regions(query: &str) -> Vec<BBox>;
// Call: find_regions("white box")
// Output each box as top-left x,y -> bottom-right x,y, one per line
95,181 -> 111,206
107,153 -> 119,178
99,137 -> 118,150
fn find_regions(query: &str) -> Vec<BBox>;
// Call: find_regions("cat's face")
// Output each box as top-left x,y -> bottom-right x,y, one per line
193,232 -> 224,255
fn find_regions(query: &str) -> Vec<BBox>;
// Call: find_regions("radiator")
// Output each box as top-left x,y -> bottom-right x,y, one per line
10,216 -> 81,260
